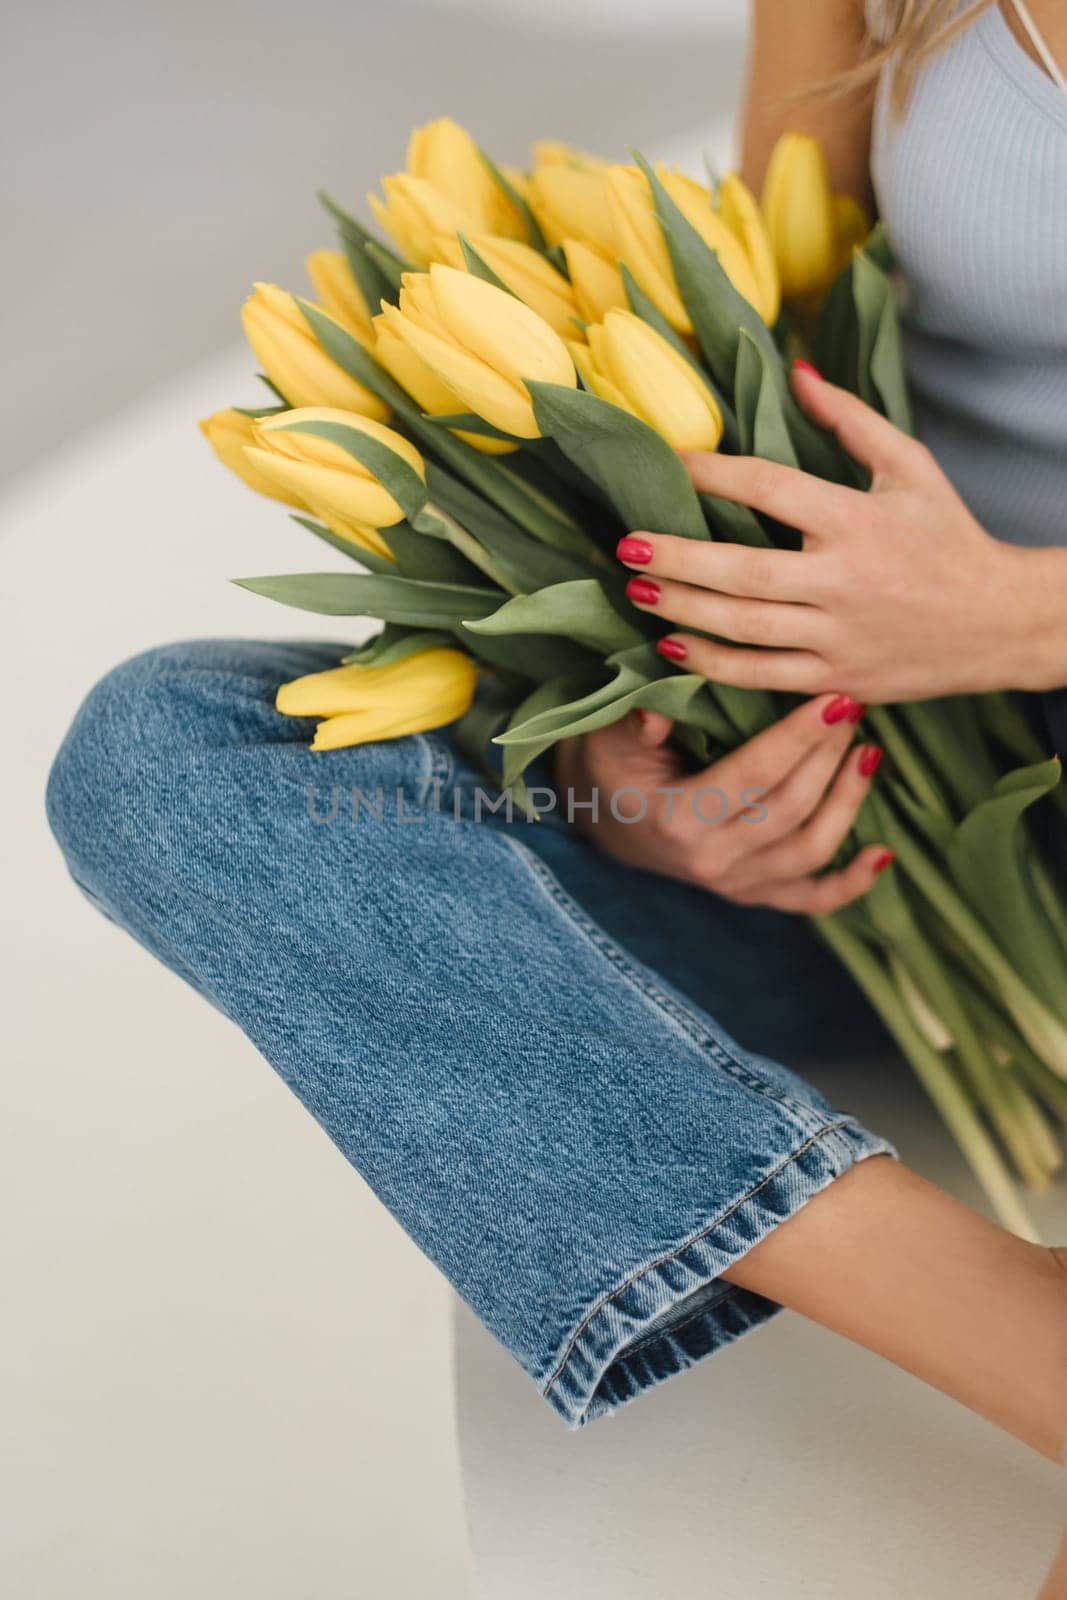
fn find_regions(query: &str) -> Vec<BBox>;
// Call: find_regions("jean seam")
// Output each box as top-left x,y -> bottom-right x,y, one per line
501,833 -> 823,1123
614,1282 -> 738,1360
543,1115 -> 858,1401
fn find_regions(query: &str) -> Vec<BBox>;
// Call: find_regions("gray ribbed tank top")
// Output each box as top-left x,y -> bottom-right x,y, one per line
870,2 -> 1067,551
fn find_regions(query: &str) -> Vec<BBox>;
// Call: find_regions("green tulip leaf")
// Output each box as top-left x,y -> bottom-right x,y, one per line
421,462 -> 600,594
317,189 -> 400,309
527,381 -> 709,541
870,289 -> 914,434
946,757 -> 1066,1009
630,150 -> 776,393
381,522 -> 484,585
457,235 -> 514,295
232,571 -> 504,626
289,514 -> 395,573
364,240 -> 409,294
863,222 -> 895,274
477,148 -> 548,251
342,625 -> 454,668
497,666 -> 606,789
496,642 -> 735,748
735,331 -> 799,468
811,258 -> 861,392
697,493 -> 773,548
465,579 -> 645,654
232,401 -> 288,419
851,250 -> 893,411
422,411 -> 519,442
456,627 -> 593,683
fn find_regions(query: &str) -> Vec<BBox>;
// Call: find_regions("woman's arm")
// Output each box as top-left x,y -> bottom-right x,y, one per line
741,0 -> 874,202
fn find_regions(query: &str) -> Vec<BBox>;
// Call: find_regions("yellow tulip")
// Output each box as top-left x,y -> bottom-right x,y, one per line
245,407 -> 424,560
531,140 -> 607,172
563,240 -> 628,324
241,283 -> 388,420
577,310 -> 723,452
760,133 -> 836,300
372,317 -> 516,455
368,174 -> 481,268
607,165 -> 769,333
305,250 -> 375,342
276,647 -> 478,750
527,162 -> 615,255
831,191 -> 872,275
198,408 -> 303,506
380,264 -> 576,439
433,233 -> 580,338
717,172 -> 781,325
498,163 -> 532,203
406,117 -> 525,240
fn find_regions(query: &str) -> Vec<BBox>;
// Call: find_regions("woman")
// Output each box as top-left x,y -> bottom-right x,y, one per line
46,0 -> 1067,1470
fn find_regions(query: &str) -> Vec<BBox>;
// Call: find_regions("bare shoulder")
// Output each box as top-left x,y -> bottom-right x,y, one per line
742,0 -> 874,203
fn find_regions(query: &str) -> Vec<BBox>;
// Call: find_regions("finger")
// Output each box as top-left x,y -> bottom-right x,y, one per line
616,533 -> 818,603
727,742 -> 883,884
656,632 -> 834,695
633,708 -> 673,748
625,573 -> 824,650
791,360 -> 918,481
681,691 -> 864,808
730,844 -> 896,914
678,449 -> 858,541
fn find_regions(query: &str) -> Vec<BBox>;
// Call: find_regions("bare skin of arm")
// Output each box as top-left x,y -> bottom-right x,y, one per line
720,0 -> 1067,1473
559,0 -> 1067,1474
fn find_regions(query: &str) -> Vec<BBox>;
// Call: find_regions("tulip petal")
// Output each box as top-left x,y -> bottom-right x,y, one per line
563,240 -> 628,323
428,264 -> 576,389
386,305 -> 538,437
717,172 -> 781,325
305,250 -> 375,341
242,284 -> 389,419
198,409 -> 304,506
605,166 -> 690,332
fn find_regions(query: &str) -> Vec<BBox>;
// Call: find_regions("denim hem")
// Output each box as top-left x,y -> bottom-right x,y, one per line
543,1116 -> 896,1428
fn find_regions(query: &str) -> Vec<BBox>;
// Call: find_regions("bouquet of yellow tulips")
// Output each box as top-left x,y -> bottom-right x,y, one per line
201,119 -> 1067,1235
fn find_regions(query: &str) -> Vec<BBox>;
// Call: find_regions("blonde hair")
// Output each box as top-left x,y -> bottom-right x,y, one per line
846,0 -> 995,112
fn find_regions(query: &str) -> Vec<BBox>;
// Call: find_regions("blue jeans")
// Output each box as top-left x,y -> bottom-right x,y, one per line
45,638 -> 896,1427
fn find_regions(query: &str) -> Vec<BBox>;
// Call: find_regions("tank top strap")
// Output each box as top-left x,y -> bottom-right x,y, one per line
1005,0 -> 1067,92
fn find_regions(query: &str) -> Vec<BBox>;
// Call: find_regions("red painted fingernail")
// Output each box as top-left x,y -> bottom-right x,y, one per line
793,358 -> 821,380
858,744 -> 883,778
873,849 -> 895,874
657,637 -> 688,662
847,701 -> 867,725
616,536 -> 654,565
822,694 -> 860,725
626,577 -> 661,606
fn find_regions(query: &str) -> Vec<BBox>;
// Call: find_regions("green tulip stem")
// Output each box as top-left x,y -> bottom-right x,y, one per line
890,922 -> 1051,1189
418,501 -> 519,597
816,914 -> 1040,1241
865,706 -> 950,818
876,814 -> 1067,1078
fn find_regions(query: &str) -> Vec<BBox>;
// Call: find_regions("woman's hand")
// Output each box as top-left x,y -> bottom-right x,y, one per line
553,692 -> 892,914
618,362 -> 1064,703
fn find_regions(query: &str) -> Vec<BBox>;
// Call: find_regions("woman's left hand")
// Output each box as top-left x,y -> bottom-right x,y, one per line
618,362 -> 1055,704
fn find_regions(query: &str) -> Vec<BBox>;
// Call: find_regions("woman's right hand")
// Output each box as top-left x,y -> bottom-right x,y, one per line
552,693 -> 893,913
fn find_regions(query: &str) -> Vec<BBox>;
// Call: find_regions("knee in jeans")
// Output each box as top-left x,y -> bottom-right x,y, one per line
44,640 -> 261,879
